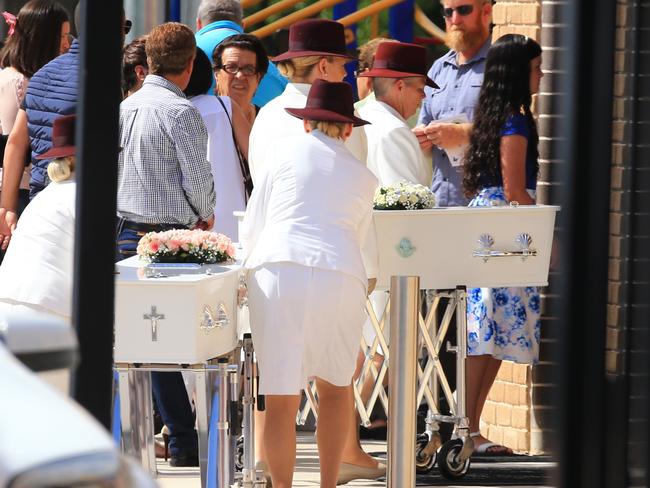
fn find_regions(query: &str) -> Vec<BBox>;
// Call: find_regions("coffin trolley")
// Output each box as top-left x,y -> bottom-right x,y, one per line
112,256 -> 265,488
297,204 -> 558,482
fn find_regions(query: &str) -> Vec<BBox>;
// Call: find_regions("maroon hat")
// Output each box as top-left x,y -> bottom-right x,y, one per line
272,19 -> 354,62
359,41 -> 438,88
285,79 -> 369,127
37,114 -> 76,160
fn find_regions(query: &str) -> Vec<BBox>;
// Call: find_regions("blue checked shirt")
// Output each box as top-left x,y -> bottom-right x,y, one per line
117,75 -> 216,226
418,39 -> 491,207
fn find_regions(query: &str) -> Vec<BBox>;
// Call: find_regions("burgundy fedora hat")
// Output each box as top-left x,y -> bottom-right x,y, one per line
359,41 -> 438,88
285,79 -> 369,127
272,19 -> 355,62
37,114 -> 76,160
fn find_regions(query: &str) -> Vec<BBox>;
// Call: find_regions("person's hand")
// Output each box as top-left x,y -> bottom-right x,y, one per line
423,122 -> 470,149
367,278 -> 377,296
194,215 -> 215,231
0,208 -> 18,250
204,215 -> 215,230
412,124 -> 434,151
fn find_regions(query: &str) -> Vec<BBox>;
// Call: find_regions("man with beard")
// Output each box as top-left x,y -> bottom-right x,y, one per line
413,0 -> 492,207
413,0 -> 514,457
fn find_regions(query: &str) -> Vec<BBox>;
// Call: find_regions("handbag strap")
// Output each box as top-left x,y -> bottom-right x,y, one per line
216,96 -> 254,201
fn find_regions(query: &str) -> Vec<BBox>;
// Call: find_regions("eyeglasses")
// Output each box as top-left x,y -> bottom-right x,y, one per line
124,19 -> 132,35
441,4 -> 474,18
215,63 -> 258,76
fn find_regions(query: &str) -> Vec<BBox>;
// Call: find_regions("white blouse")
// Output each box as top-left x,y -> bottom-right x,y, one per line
241,130 -> 378,285
0,180 -> 76,321
357,99 -> 432,187
190,94 -> 246,241
248,82 -> 368,185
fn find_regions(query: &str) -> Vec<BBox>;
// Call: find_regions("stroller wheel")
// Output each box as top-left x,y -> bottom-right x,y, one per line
235,435 -> 244,471
437,439 -> 470,480
415,433 -> 439,473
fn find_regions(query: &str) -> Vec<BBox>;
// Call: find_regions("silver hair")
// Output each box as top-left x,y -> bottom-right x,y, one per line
197,0 -> 243,25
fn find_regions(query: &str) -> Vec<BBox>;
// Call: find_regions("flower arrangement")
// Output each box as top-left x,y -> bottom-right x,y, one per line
137,229 -> 236,264
373,181 -> 436,210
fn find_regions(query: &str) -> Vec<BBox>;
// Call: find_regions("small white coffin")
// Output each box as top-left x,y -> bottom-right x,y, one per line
373,205 -> 559,290
114,256 -> 240,364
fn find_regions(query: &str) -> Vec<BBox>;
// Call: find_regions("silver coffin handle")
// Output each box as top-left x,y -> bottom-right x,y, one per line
473,233 -> 537,262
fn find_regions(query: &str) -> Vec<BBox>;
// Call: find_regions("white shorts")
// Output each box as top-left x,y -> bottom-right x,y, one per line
247,262 -> 367,395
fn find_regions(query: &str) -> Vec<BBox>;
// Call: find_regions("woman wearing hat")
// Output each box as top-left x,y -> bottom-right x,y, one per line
241,80 -> 378,488
248,18 -> 367,184
0,114 -> 76,324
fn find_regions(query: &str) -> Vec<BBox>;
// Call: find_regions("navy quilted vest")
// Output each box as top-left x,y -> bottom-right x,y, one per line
23,41 -> 78,197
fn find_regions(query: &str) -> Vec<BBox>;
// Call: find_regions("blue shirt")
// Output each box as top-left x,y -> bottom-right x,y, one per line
478,113 -> 537,190
23,40 -> 78,197
418,39 -> 491,207
195,20 -> 287,107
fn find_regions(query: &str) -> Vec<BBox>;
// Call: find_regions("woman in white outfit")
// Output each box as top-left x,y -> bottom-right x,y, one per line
248,18 -> 367,185
185,49 -> 251,241
241,80 -> 378,488
0,115 -> 76,324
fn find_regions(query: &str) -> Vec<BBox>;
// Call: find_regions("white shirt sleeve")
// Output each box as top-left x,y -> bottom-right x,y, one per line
374,126 -> 431,187
359,207 -> 378,280
240,161 -> 274,263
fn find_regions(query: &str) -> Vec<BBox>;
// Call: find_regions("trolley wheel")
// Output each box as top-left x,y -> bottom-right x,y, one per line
235,435 -> 244,471
437,439 -> 470,480
415,433 -> 438,473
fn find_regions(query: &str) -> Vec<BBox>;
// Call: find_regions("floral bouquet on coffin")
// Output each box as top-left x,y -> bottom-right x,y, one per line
373,180 -> 436,210
137,229 -> 236,264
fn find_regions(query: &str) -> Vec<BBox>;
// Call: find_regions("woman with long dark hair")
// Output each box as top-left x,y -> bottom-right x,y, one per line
0,0 -> 70,132
0,0 -> 70,231
462,33 -> 543,455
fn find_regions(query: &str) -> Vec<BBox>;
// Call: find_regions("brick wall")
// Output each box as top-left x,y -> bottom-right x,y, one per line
607,0 -> 650,482
480,0 -> 545,455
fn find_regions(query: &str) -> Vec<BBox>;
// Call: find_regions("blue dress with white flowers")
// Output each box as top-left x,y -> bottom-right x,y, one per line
466,114 -> 541,364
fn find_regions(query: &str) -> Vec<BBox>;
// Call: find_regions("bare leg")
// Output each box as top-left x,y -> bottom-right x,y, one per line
253,361 -> 267,465
315,378 -> 354,488
466,356 -> 512,454
254,407 -> 266,463
339,352 -> 384,468
465,355 -> 492,431
474,357 -> 502,430
264,394 -> 301,488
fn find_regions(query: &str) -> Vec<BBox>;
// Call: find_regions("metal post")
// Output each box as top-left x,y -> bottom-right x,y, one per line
217,360 -> 231,488
242,334 -> 257,484
72,0 -> 122,430
387,275 -> 419,488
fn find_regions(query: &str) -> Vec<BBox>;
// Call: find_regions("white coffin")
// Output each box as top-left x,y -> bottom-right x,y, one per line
114,256 -> 240,364
373,205 -> 559,290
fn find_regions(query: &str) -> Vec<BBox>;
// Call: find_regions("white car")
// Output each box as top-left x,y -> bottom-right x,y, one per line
0,310 -> 157,488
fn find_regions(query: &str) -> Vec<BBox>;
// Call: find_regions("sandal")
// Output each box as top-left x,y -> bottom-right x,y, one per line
469,431 -> 513,456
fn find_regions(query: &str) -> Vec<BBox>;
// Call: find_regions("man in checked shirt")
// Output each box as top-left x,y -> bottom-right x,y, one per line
115,22 -> 216,467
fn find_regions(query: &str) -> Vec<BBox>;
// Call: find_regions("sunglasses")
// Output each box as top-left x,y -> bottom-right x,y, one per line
441,4 -> 474,18
124,19 -> 132,35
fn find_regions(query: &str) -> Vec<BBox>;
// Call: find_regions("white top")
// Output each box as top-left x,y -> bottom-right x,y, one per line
357,99 -> 431,186
248,82 -> 368,184
0,67 -> 30,190
241,130 -> 378,285
190,94 -> 246,241
0,180 -> 76,320
0,67 -> 26,135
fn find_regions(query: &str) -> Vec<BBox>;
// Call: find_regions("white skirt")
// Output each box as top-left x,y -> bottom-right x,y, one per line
247,262 -> 367,395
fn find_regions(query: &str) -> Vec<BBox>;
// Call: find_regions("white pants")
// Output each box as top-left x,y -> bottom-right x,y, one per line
247,262 -> 367,395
